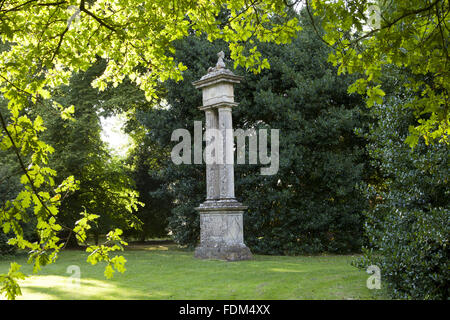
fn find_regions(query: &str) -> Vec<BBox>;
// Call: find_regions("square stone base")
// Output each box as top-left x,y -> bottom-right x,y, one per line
194,210 -> 252,261
195,244 -> 252,261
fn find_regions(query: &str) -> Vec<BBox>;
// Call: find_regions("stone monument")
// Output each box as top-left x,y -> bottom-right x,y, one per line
192,51 -> 252,261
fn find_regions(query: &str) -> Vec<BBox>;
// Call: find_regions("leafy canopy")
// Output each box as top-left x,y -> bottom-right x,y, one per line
308,0 -> 449,146
2,0 -> 448,299
0,0 -> 300,299
143,16 -> 370,253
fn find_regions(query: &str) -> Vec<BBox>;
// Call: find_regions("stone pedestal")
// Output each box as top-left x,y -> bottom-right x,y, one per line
194,209 -> 252,261
192,52 -> 252,261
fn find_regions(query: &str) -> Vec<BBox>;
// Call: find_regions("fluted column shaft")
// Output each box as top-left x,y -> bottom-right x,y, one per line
218,107 -> 235,199
204,109 -> 220,200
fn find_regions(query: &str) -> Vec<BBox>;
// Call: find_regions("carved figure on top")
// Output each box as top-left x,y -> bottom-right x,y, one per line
208,51 -> 226,73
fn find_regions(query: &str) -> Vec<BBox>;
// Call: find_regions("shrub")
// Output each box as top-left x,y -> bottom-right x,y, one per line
358,98 -> 449,299
0,232 -> 16,256
138,13 -> 370,254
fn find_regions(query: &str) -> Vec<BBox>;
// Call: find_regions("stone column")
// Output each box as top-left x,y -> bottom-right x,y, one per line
192,51 -> 252,261
204,109 -> 220,201
218,106 -> 235,200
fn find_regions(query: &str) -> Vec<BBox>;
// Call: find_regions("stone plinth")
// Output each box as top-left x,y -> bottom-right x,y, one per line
194,210 -> 252,261
192,52 -> 252,261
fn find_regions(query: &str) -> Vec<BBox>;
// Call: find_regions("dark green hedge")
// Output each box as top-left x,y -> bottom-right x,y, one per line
136,13 -> 369,254
356,99 -> 449,299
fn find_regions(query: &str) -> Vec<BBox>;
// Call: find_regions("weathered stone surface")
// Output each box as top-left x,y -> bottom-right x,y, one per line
201,82 -> 235,106
197,198 -> 247,211
218,107 -> 235,199
195,206 -> 252,261
199,212 -> 244,244
204,109 -> 220,200
194,244 -> 253,261
192,69 -> 242,89
193,52 -> 252,261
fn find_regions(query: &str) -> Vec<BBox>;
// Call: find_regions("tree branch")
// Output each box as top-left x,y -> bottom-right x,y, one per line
79,0 -> 116,32
0,0 -> 37,14
36,1 -> 66,6
304,0 -> 442,48
435,1 -> 449,69
0,74 -> 34,98
350,0 -> 441,45
0,110 -> 53,219
305,0 -> 333,48
0,0 -> 66,15
49,24 -> 69,63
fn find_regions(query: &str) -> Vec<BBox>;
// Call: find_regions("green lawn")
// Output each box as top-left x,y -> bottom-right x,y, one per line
0,244 -> 387,300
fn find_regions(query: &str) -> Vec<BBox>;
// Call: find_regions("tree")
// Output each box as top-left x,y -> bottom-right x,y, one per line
125,135 -> 173,241
0,113 -> 20,256
2,0 -> 445,300
0,0 -> 301,299
302,0 -> 449,298
355,94 -> 449,299
307,0 -> 449,146
136,12 -> 370,254
35,60 -> 143,247
236,15 -> 370,255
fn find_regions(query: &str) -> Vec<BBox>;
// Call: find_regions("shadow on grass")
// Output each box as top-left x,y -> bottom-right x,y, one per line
2,246 -> 388,300
19,276 -> 166,300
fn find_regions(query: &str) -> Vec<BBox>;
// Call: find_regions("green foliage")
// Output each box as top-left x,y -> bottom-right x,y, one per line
356,97 -> 449,299
126,139 -> 173,240
136,14 -> 370,254
35,62 -> 143,244
310,0 -> 450,146
0,232 -> 16,256
1,1 -> 301,299
86,228 -> 128,279
0,91 -> 78,299
0,262 -> 25,300
0,112 -> 19,256
0,49 -> 141,300
1,0 -> 446,301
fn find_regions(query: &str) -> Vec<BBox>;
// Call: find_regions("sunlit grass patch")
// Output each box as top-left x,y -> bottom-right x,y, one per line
0,246 -> 388,300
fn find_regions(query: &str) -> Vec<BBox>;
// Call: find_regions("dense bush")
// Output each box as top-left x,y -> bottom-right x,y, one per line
236,25 -> 369,255
136,13 -> 370,254
125,139 -> 173,240
357,98 -> 449,299
0,232 -> 16,256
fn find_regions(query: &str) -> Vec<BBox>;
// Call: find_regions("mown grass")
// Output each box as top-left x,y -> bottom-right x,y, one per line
0,244 -> 387,300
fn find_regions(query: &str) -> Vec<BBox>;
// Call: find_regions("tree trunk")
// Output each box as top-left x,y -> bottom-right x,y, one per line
94,232 -> 99,246
59,230 -> 82,249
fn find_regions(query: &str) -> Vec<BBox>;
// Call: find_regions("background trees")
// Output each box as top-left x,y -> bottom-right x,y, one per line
126,136 -> 173,241
305,0 -> 450,299
0,0 -> 448,300
35,60 -> 143,247
130,13 -> 371,254
1,1 -> 301,299
0,120 -> 20,256
235,16 -> 369,255
1,59 -> 143,251
355,90 -> 449,300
